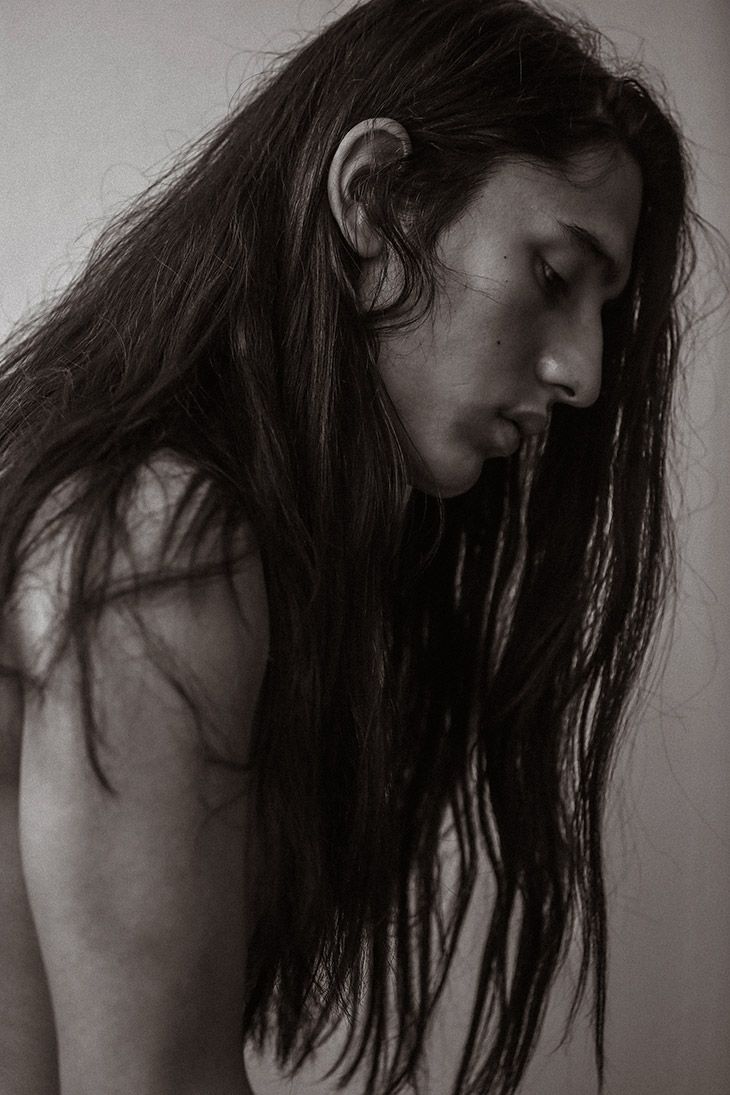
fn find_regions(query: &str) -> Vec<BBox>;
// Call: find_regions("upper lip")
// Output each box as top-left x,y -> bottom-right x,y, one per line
505,410 -> 550,439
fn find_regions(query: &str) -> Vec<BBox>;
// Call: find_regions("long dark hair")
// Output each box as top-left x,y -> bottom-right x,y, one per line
0,1 -> 697,1092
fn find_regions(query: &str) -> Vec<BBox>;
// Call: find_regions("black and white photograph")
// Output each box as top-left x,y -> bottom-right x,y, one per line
1,2 -> 728,1092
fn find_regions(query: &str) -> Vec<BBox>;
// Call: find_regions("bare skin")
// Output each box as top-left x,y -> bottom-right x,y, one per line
1,453 -> 266,1094
329,123 -> 642,497
2,126 -> 641,1094
0,670 -> 59,1095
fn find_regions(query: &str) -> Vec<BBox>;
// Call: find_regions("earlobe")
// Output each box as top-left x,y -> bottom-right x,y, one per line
327,117 -> 411,259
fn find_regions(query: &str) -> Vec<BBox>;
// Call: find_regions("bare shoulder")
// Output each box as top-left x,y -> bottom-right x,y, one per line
12,451 -> 268,1090
9,449 -> 270,768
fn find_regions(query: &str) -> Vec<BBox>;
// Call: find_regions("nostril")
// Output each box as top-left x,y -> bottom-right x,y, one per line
535,348 -> 601,408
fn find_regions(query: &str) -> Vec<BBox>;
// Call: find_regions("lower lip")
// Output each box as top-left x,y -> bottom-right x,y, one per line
490,417 -> 521,456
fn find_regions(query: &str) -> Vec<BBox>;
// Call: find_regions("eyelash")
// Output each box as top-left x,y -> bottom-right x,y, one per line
540,259 -> 569,301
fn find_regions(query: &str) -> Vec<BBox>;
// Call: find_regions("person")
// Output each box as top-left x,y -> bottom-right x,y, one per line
0,0 -> 698,1092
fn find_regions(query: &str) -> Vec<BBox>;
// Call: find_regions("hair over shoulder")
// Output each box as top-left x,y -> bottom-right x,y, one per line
0,2 -> 700,1092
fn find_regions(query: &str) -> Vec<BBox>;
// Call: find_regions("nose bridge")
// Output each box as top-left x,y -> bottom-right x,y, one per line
536,308 -> 603,408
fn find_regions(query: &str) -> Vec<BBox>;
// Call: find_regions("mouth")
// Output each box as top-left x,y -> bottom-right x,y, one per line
491,416 -> 521,455
503,410 -> 550,442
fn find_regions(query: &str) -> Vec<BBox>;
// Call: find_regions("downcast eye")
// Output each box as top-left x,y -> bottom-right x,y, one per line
540,259 -> 569,300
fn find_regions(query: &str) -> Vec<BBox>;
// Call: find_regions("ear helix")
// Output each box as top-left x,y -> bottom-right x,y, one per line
326,118 -> 411,258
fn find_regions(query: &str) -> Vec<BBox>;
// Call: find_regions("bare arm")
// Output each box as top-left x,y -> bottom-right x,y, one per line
12,462 -> 267,1094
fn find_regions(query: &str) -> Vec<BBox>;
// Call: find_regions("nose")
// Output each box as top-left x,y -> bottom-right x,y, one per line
535,312 -> 603,409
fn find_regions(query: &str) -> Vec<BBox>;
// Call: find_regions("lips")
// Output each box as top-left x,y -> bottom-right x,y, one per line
485,411 -> 549,458
491,416 -> 521,455
504,410 -> 549,440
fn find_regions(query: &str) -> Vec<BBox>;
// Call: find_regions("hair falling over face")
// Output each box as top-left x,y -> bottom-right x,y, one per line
0,1 -> 701,1092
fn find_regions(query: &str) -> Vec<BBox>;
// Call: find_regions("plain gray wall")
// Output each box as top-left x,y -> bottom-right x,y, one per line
2,2 -> 728,1092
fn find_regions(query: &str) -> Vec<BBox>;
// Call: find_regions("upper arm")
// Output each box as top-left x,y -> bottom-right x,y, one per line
11,457 -> 268,1094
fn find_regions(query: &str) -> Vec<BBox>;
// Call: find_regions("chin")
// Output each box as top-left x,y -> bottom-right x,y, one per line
410,454 -> 484,499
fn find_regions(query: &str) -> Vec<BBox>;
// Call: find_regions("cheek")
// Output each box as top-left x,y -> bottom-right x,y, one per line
477,285 -> 541,372
447,268 -> 536,357
474,319 -> 534,386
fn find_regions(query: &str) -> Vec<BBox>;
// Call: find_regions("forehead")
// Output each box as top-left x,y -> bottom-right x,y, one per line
447,144 -> 643,271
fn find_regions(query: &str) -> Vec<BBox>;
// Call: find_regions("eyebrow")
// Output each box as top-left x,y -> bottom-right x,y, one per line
556,219 -> 627,289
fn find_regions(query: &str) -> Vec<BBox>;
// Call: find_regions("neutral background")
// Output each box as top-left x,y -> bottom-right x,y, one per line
2,2 -> 728,1092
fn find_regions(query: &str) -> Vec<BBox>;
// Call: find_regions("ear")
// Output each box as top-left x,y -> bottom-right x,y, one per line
327,117 -> 411,258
